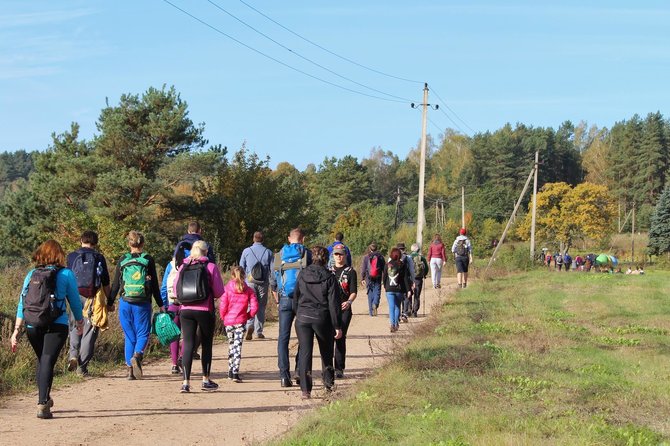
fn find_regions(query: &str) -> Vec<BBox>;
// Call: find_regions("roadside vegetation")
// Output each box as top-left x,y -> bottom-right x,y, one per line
276,270 -> 670,445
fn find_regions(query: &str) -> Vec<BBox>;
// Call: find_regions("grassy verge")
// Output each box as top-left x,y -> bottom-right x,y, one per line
275,270 -> 670,446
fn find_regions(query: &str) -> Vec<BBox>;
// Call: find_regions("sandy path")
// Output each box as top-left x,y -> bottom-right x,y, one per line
0,279 -> 452,446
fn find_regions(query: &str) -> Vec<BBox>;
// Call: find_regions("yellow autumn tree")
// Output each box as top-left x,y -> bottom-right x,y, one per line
516,182 -> 615,253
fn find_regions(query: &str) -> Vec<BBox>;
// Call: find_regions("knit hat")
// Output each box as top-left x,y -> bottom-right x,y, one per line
459,228 -> 467,235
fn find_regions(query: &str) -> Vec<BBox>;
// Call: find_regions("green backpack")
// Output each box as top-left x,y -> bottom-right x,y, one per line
120,253 -> 149,299
412,253 -> 427,279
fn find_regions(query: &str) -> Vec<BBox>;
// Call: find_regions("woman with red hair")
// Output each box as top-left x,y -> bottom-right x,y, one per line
382,247 -> 412,332
11,240 -> 84,419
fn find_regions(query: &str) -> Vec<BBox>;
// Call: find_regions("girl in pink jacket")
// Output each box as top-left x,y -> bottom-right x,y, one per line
219,266 -> 258,382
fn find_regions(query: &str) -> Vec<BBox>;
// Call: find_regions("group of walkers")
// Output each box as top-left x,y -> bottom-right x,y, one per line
10,223 -> 474,417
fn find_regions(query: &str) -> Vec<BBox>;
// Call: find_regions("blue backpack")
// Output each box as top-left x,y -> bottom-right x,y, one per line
274,244 -> 308,297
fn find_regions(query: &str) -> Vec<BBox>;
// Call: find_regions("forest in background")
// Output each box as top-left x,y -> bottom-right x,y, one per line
0,85 -> 668,268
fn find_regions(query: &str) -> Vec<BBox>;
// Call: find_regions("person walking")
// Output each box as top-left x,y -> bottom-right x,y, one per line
331,244 -> 357,378
360,243 -> 384,317
408,243 -> 428,317
66,230 -> 112,377
326,232 -> 352,267
160,256 -> 184,375
271,227 -> 311,387
382,247 -> 412,332
219,266 -> 258,383
396,243 -> 415,323
109,231 -> 165,380
239,231 -> 273,341
10,240 -> 85,419
172,240 -> 225,393
427,233 -> 447,289
293,246 -> 343,399
451,228 -> 473,288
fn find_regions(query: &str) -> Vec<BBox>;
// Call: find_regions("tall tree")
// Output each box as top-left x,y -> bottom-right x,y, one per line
648,185 -> 670,255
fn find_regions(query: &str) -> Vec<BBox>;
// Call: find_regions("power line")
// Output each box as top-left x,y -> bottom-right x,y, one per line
205,0 -> 412,102
161,0 -> 407,104
237,0 -> 423,85
430,86 -> 476,135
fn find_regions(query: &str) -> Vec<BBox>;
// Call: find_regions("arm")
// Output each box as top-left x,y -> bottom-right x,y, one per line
11,273 -> 32,349
147,256 -> 164,309
160,262 -> 172,307
346,246 -> 352,267
99,256 -> 113,310
292,276 -> 301,314
239,248 -> 248,272
441,245 -> 447,262
342,269 -> 358,311
208,263 -> 226,300
248,288 -> 259,318
360,255 -> 369,283
64,269 -> 84,321
327,276 -> 343,330
109,256 -> 123,306
219,289 -> 229,320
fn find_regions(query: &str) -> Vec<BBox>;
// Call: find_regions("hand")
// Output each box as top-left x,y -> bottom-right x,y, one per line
75,320 -> 84,336
334,329 -> 343,340
361,280 -> 366,287
10,330 -> 19,352
160,306 -> 168,313
106,304 -> 115,312
341,301 -> 351,311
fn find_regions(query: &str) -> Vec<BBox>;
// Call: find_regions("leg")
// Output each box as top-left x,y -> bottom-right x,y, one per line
413,280 -> 423,315
168,304 -> 181,366
313,320 -> 336,389
180,310 -> 198,382
295,319 -> 315,394
430,259 -> 439,288
253,283 -> 268,336
366,282 -> 374,316
78,320 -> 99,371
197,311 -> 215,378
67,296 -> 86,363
231,324 -> 245,374
131,302 -> 152,355
225,325 -> 236,373
371,281 -> 382,310
27,325 -> 68,404
334,308 -> 352,373
118,300 -> 136,366
277,297 -> 295,380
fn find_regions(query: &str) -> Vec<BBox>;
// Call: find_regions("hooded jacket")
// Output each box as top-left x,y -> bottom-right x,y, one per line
293,264 -> 342,330
219,280 -> 259,326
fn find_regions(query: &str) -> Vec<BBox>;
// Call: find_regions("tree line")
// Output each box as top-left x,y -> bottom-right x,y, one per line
0,85 -> 668,267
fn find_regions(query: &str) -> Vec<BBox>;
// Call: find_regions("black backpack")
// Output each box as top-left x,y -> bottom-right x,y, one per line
71,251 -> 101,297
176,261 -> 210,304
22,267 -> 63,327
456,239 -> 468,257
248,249 -> 269,284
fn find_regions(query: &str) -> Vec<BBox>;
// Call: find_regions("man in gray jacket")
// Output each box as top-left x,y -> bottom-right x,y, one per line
240,231 -> 274,340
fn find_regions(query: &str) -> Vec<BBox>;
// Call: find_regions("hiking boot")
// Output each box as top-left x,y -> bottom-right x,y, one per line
280,378 -> 293,387
180,384 -> 190,393
256,333 -> 265,339
228,370 -> 234,380
76,366 -> 89,377
400,315 -> 408,323
36,403 -> 53,419
67,357 -> 78,372
335,370 -> 344,379
126,366 -> 136,380
131,353 -> 143,379
232,373 -> 242,383
46,398 -> 54,409
294,375 -> 300,386
245,327 -> 254,341
201,380 -> 219,391
171,365 -> 181,375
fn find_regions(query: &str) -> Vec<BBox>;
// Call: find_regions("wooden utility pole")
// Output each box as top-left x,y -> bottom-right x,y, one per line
461,186 -> 465,228
415,83 -> 429,249
530,151 -> 539,261
631,203 -> 635,262
394,185 -> 400,229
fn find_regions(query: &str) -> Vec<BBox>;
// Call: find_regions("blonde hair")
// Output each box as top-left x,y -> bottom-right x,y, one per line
230,266 -> 245,293
127,231 -> 145,248
189,240 -> 209,259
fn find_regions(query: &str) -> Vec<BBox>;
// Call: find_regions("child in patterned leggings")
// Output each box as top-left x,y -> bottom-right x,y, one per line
219,267 -> 258,383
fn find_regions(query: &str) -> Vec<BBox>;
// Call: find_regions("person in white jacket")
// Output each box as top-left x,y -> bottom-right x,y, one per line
451,228 -> 473,288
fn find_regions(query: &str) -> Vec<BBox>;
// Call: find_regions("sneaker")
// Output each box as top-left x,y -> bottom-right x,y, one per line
372,306 -> 378,316
335,370 -> 344,379
131,353 -> 143,380
294,375 -> 300,386
280,378 -> 292,387
463,283 -> 467,288
193,352 -> 201,360
126,366 -> 136,380
245,327 -> 254,341
180,384 -> 190,393
46,398 -> 54,409
76,366 -> 90,377
400,315 -> 408,323
301,391 -> 311,400
36,403 -> 53,419
67,357 -> 78,372
232,373 -> 242,383
171,365 -> 181,375
228,370 -> 234,380
256,333 -> 265,339
201,380 -> 219,391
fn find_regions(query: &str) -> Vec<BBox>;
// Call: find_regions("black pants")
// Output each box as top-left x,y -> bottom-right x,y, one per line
26,324 -> 69,404
295,316 -> 335,393
180,310 -> 214,380
334,308 -> 352,372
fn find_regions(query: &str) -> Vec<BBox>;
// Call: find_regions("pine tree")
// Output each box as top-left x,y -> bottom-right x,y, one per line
648,185 -> 670,255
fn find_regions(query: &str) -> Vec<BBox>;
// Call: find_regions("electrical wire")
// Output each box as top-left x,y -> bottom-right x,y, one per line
161,0 -> 408,103
205,0 -> 413,102
237,0 -> 423,84
430,86 -> 476,135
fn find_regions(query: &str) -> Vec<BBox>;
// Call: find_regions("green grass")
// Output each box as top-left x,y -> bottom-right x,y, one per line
275,270 -> 670,446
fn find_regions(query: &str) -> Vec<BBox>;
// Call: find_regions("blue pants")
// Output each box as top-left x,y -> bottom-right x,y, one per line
119,299 -> 152,366
386,291 -> 403,327
277,297 -> 299,379
367,280 -> 382,315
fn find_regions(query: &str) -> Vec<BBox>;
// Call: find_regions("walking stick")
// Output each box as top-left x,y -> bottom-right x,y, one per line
422,277 -> 426,317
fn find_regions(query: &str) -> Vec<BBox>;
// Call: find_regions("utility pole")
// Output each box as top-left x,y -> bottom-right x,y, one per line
461,186 -> 465,228
394,185 -> 401,230
411,83 -> 437,249
631,202 -> 635,262
530,151 -> 539,261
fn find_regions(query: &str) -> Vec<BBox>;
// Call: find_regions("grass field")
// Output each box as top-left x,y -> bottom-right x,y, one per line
276,270 -> 670,446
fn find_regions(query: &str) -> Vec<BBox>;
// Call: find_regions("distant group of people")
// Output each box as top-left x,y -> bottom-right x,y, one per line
543,249 -> 645,275
11,223 -> 475,417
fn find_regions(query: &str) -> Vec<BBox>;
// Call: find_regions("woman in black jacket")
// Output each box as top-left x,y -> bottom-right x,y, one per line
382,247 -> 412,333
293,246 -> 342,399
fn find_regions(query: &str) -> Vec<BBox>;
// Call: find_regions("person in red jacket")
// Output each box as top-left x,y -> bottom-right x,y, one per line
427,233 -> 447,289
219,266 -> 258,383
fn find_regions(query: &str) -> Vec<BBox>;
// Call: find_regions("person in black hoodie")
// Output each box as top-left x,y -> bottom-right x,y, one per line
293,246 -> 342,399
382,247 -> 412,333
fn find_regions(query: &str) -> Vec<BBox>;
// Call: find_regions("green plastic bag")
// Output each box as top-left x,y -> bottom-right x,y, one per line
151,312 -> 181,346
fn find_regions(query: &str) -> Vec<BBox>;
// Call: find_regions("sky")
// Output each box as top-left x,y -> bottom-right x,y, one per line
1,0 -> 669,169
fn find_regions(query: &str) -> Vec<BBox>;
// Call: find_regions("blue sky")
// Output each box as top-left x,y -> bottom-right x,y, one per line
1,0 -> 668,169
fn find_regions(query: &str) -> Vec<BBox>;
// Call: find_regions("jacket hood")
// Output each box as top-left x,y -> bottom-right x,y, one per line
182,233 -> 203,243
301,264 -> 332,284
455,235 -> 468,241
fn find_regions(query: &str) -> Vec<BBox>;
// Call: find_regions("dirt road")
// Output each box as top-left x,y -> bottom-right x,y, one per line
0,280 -> 451,446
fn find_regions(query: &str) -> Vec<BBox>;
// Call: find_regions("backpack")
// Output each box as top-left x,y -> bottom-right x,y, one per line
555,254 -> 563,265
174,240 -> 193,267
120,253 -> 149,299
456,239 -> 468,257
411,253 -> 427,279
274,244 -> 307,297
176,261 -> 210,304
368,253 -> 383,279
248,249 -> 269,284
166,260 -> 179,303
22,267 -> 63,327
71,250 -> 101,298
386,261 -> 401,287
337,267 -> 352,297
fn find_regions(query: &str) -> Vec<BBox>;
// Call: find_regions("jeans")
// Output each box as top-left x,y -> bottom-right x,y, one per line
277,297 -> 299,379
68,295 -> 98,370
430,258 -> 443,288
246,282 -> 268,335
366,280 -> 382,315
26,324 -> 68,404
334,308 -> 352,372
118,300 -> 152,366
295,316 -> 335,393
386,291 -> 403,327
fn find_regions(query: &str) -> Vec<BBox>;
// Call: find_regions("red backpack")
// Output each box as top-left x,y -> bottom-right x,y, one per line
368,253 -> 383,279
